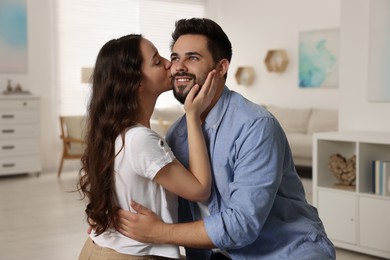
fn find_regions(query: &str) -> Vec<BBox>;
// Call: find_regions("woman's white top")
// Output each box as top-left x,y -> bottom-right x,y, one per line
90,124 -> 180,259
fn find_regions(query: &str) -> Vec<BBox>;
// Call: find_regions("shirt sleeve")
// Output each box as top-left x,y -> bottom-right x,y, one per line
129,128 -> 176,180
203,117 -> 287,249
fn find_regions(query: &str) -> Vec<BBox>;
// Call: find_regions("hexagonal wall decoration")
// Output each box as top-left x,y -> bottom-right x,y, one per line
235,66 -> 255,86
264,49 -> 289,73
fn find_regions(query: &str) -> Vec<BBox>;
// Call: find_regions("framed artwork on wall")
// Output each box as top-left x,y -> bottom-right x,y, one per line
367,0 -> 390,102
0,0 -> 28,73
298,28 -> 339,89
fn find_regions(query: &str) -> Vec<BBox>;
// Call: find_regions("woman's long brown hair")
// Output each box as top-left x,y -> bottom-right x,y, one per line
78,34 -> 143,235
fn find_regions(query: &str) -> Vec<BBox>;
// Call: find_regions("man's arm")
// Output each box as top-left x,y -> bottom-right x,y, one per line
117,201 -> 216,248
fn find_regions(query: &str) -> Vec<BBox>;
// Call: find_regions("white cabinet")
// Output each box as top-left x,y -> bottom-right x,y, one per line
318,190 -> 357,244
313,131 -> 390,259
0,96 -> 41,176
359,197 -> 390,253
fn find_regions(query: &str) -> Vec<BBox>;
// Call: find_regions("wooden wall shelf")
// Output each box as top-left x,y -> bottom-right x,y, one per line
235,66 -> 255,86
264,49 -> 289,73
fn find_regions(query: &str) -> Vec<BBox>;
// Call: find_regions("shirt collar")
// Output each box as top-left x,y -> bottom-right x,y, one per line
175,86 -> 231,136
203,86 -> 231,130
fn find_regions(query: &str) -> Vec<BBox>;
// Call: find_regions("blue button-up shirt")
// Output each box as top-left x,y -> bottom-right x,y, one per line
166,87 -> 335,260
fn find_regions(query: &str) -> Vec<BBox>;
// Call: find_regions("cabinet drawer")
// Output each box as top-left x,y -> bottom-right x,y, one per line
0,99 -> 39,109
359,197 -> 390,253
0,124 -> 40,139
0,110 -> 39,125
0,139 -> 40,156
0,155 -> 41,175
318,189 -> 357,244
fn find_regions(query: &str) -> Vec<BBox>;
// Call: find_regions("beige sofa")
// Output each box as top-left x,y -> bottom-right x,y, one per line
150,104 -> 338,168
266,105 -> 338,167
150,105 -> 185,137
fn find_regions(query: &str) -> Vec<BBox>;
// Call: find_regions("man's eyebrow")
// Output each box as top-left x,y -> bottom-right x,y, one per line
186,51 -> 201,56
170,52 -> 202,59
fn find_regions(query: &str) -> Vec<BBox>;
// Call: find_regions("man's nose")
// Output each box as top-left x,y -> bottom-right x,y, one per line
173,60 -> 187,72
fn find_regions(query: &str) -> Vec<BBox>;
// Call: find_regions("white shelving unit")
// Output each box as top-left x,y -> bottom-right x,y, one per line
0,96 -> 41,176
313,131 -> 390,259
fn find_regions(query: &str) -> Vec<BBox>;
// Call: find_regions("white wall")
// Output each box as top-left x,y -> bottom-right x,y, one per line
1,0 -> 389,173
339,0 -> 390,132
207,0 -> 340,109
210,0 -> 390,132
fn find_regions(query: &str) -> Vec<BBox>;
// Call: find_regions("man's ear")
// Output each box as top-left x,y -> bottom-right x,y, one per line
216,59 -> 230,78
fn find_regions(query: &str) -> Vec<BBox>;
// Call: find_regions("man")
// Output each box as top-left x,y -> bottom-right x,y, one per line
118,18 -> 335,260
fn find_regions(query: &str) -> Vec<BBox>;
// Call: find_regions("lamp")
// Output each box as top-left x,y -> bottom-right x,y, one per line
81,67 -> 93,83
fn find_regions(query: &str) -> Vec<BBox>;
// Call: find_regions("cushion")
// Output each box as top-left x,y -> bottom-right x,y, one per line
63,116 -> 86,139
150,119 -> 171,137
267,105 -> 312,133
307,109 -> 338,134
151,105 -> 184,122
62,116 -> 86,155
150,105 -> 184,137
287,133 -> 313,158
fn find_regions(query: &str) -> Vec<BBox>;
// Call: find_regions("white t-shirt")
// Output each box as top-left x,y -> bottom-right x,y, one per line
91,124 -> 180,259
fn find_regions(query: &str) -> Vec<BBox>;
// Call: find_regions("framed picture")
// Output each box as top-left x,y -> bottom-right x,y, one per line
0,0 -> 28,73
367,0 -> 390,102
299,28 -> 339,89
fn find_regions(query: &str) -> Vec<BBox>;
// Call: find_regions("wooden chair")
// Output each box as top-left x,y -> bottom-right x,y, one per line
58,115 -> 86,177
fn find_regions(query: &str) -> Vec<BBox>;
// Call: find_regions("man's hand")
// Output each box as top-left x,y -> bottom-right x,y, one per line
117,201 -> 166,244
118,201 -> 215,248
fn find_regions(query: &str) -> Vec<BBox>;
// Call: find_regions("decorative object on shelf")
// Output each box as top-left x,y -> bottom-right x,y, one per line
328,153 -> 356,187
235,66 -> 255,86
2,80 -> 30,95
299,28 -> 339,89
372,160 -> 390,196
6,79 -> 12,92
14,83 -> 22,92
264,49 -> 289,73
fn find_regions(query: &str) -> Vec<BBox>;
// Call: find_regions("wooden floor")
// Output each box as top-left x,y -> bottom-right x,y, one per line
0,171 -> 385,260
0,172 -> 86,260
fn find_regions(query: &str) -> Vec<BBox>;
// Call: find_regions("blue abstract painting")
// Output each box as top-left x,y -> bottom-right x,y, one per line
0,0 -> 28,73
299,28 -> 339,88
367,0 -> 390,102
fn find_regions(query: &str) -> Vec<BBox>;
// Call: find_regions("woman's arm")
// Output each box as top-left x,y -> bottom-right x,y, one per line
153,70 -> 216,202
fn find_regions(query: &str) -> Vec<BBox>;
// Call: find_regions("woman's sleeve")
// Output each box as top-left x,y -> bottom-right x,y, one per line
129,129 -> 176,180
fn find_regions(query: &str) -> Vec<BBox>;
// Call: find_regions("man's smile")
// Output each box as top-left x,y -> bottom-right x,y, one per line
173,75 -> 195,87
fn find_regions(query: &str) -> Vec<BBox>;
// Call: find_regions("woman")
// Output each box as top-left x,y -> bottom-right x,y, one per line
78,34 -> 216,259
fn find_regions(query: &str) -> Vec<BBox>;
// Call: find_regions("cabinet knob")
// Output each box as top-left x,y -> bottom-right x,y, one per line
1,114 -> 14,119
2,145 -> 15,150
350,218 -> 354,222
2,129 -> 15,134
2,163 -> 15,168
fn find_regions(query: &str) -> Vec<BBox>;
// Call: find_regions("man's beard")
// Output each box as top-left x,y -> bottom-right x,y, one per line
172,72 -> 206,104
